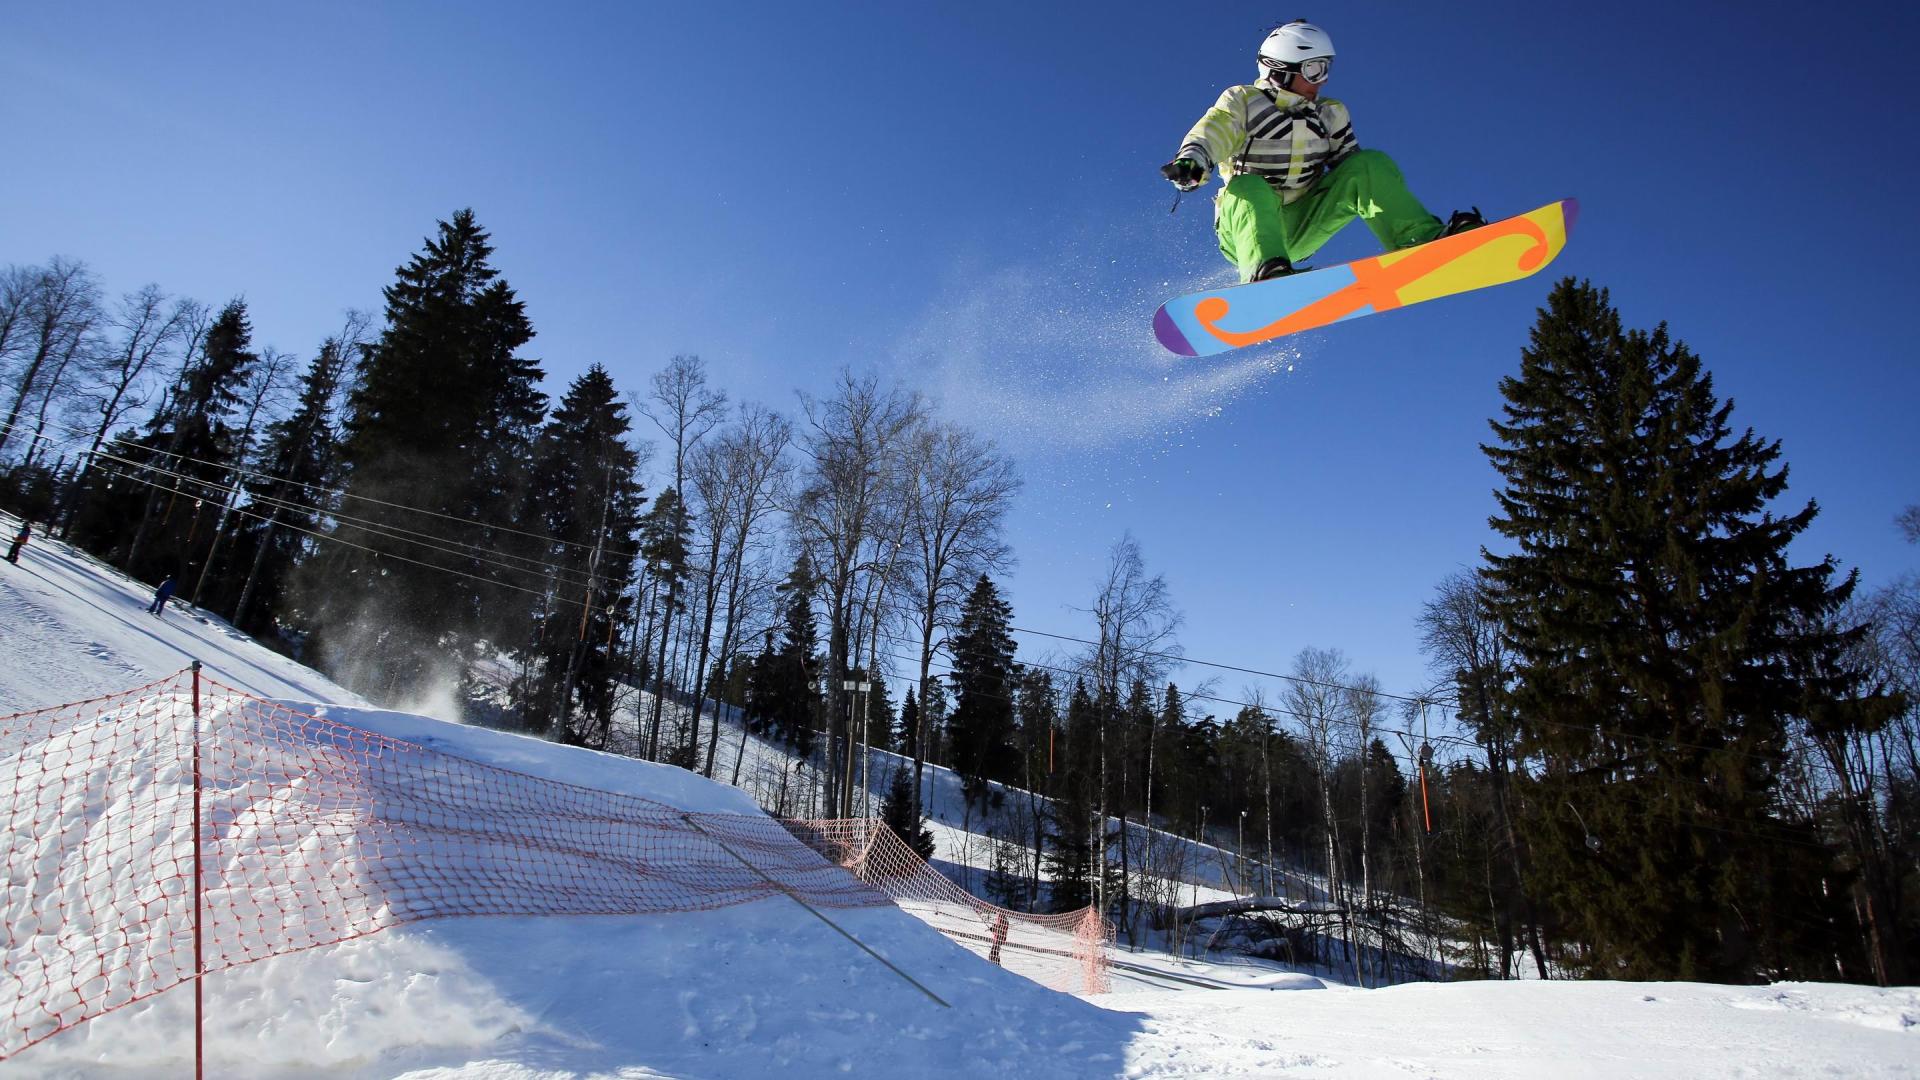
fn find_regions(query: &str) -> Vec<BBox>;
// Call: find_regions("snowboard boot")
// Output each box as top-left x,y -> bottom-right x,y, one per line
1441,207 -> 1486,237
1251,254 -> 1300,282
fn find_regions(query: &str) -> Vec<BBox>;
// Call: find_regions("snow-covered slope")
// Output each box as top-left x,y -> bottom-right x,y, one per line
3,515 -> 1916,1079
0,518 -> 364,712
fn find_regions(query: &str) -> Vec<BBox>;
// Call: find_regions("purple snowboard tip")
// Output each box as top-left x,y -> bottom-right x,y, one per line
1154,306 -> 1196,356
1562,197 -> 1580,233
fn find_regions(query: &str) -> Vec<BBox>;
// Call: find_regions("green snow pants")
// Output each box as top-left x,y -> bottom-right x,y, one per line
1214,149 -> 1444,282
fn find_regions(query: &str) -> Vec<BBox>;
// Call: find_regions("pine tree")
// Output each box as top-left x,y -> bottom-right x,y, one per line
763,552 -> 822,757
108,299 -> 258,583
639,486 -> 692,760
522,365 -> 646,744
984,829 -> 1029,910
1045,679 -> 1099,912
947,574 -> 1018,805
742,629 -> 780,740
228,335 -> 352,637
879,766 -> 936,861
311,210 -> 546,701
920,676 -> 951,767
896,687 -> 920,757
863,671 -> 895,753
1483,278 -> 1864,981
1145,683 -> 1185,836
1012,666 -> 1060,905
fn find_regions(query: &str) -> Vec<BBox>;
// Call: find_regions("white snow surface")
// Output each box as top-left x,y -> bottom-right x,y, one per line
2,517 -> 1916,1078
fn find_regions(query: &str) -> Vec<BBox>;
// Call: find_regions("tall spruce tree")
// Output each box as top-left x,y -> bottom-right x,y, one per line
111,298 -> 258,583
1015,666 -> 1061,895
1045,678 -> 1100,912
896,687 -> 920,757
228,335 -> 351,637
742,629 -> 780,740
861,671 -> 895,754
879,766 -> 937,861
1483,278 -> 1864,981
919,676 -> 950,767
522,365 -> 645,744
762,552 -> 822,757
947,574 -> 1018,805
311,210 -> 546,701
639,486 -> 692,760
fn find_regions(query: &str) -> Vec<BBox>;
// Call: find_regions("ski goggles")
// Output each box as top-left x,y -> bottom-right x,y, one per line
1263,55 -> 1333,84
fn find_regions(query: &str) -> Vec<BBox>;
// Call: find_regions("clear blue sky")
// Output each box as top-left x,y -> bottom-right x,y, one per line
5,1 -> 1916,728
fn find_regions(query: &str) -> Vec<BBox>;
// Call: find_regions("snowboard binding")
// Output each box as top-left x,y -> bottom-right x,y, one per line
1441,207 -> 1487,237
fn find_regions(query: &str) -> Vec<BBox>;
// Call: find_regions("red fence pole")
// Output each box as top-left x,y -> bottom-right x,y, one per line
190,661 -> 204,1080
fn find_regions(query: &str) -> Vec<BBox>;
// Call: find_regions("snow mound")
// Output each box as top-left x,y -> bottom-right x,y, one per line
2,675 -> 1137,1076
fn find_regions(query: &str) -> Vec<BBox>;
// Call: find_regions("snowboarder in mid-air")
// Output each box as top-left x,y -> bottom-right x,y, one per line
1161,19 -> 1484,283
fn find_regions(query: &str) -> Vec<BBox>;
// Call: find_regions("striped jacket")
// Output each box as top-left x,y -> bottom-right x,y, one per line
1176,78 -> 1358,202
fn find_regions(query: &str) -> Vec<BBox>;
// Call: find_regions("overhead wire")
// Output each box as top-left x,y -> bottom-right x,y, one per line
86,445 -> 619,594
83,458 -> 610,610
10,415 -> 1869,785
845,646 -> 1847,856
6,434 -> 1868,859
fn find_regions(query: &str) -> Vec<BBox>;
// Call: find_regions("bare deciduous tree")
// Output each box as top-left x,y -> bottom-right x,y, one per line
1084,533 -> 1182,924
190,346 -> 300,604
19,299 -> 101,471
638,354 -> 726,762
0,258 -> 101,462
1345,675 -> 1383,917
1285,645 -> 1354,981
1417,567 -> 1547,977
72,289 -> 194,495
0,266 -> 37,377
688,402 -> 791,777
790,370 -> 924,816
903,420 -> 1019,819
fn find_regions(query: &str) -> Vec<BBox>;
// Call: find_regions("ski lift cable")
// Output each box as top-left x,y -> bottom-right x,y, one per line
97,430 -> 652,562
84,458 -> 1855,818
1007,624 -> 1458,711
0,414 -> 644,568
31,418 -> 1877,783
879,648 -> 1844,855
874,640 -> 1842,788
86,451 -> 1861,779
49,426 -> 1481,724
90,464 -> 623,614
994,623 -> 1835,775
4,416 -> 634,575
86,449 -> 620,594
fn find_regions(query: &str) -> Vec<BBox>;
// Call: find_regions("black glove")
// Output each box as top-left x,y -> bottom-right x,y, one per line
1160,157 -> 1207,191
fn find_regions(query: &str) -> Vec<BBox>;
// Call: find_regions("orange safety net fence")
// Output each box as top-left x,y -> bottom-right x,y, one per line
785,819 -> 1113,994
0,670 -> 892,1061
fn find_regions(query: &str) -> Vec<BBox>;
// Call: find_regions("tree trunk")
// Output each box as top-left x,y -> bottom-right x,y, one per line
231,509 -> 278,627
646,576 -> 679,760
691,544 -> 725,776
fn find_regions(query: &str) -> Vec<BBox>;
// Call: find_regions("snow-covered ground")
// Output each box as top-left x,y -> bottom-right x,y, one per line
3,514 -> 1916,1078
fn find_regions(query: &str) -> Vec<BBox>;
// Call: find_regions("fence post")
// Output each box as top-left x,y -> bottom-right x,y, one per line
190,660 -> 204,1080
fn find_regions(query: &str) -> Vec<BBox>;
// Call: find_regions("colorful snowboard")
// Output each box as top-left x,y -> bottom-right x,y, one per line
1154,198 -> 1578,356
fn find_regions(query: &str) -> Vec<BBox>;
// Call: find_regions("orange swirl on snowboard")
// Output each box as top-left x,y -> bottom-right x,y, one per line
1192,201 -> 1571,350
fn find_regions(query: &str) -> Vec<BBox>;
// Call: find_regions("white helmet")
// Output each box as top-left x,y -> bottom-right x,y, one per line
1259,20 -> 1335,64
1258,20 -> 1335,85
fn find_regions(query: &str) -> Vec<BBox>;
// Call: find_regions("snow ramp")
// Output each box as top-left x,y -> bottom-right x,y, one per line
0,669 -> 1125,1073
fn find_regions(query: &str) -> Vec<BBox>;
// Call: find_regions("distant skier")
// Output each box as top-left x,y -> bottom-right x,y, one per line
1160,20 -> 1483,283
988,911 -> 1010,966
148,575 -> 176,617
4,521 -> 27,564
